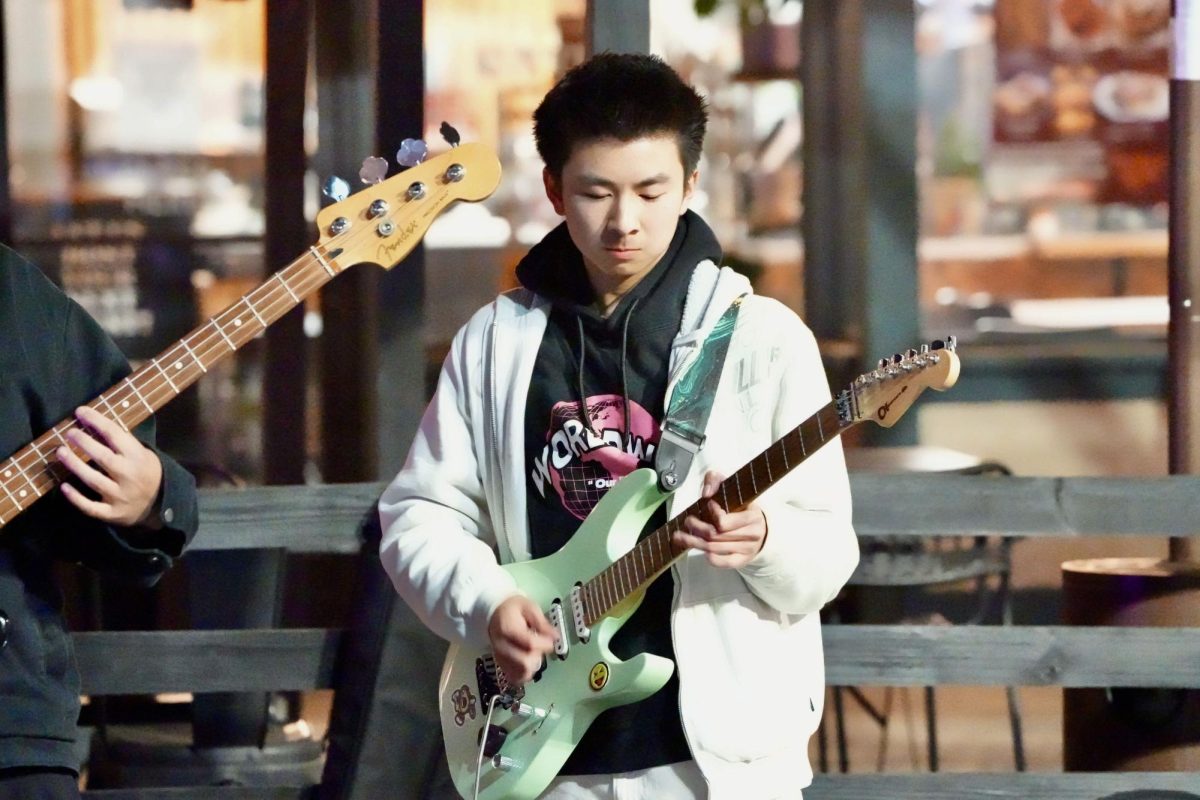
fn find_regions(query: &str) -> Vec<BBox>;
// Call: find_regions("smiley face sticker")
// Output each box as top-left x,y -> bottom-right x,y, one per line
588,662 -> 609,691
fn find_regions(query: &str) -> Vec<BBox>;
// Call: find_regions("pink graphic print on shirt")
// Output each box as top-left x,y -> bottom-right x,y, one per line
530,394 -> 660,520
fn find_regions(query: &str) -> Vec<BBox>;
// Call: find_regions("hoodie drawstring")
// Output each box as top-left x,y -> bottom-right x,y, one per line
574,295 -> 640,446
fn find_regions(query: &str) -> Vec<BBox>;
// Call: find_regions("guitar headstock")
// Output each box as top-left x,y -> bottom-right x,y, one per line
314,142 -> 501,271
837,339 -> 961,429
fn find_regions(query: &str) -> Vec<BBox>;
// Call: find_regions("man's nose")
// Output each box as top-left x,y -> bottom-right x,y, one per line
609,196 -> 639,235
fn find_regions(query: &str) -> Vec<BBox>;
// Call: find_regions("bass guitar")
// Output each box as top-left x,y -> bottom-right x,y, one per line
0,141 -> 501,532
439,340 -> 961,800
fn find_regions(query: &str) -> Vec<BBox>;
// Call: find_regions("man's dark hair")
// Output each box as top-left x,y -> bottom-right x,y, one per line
533,52 -> 708,179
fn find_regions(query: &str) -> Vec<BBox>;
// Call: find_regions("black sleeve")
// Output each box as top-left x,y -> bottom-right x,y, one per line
47,300 -> 200,586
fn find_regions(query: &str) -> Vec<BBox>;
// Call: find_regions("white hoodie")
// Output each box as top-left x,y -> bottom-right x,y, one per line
379,260 -> 859,799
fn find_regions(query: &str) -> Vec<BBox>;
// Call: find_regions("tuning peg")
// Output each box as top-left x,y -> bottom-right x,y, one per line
322,176 -> 350,202
946,335 -> 957,351
440,121 -> 461,148
396,138 -> 428,168
359,156 -> 389,185
905,349 -> 917,359
877,358 -> 890,370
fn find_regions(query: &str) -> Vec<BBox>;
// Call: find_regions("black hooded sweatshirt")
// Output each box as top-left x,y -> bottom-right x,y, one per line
0,245 -> 198,774
518,210 -> 722,775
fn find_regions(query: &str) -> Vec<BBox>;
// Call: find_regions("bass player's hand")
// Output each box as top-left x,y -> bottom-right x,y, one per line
56,405 -> 164,528
488,595 -> 557,685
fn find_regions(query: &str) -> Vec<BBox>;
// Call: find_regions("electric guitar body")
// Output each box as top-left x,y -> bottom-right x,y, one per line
439,469 -> 672,800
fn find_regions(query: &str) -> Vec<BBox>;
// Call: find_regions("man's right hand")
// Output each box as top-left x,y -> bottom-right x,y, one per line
488,595 -> 557,685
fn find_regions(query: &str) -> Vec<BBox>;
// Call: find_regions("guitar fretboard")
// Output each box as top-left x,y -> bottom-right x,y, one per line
0,245 -> 342,529
577,400 -> 851,626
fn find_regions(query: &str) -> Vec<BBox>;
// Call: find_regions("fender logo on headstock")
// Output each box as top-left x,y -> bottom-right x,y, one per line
877,385 -> 909,421
377,220 -> 422,262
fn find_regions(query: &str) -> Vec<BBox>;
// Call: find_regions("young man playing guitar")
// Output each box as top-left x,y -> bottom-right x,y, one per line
379,53 -> 858,799
0,246 -> 198,799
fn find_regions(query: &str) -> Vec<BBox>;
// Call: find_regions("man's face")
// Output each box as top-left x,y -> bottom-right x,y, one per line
543,135 -> 697,302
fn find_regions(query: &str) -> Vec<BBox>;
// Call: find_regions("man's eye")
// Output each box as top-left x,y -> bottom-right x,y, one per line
582,192 -> 609,200
641,194 -> 664,202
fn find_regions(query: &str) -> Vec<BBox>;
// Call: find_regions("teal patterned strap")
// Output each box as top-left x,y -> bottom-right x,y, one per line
655,294 -> 745,491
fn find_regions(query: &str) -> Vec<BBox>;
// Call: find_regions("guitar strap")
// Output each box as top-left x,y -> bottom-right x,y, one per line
654,294 -> 745,492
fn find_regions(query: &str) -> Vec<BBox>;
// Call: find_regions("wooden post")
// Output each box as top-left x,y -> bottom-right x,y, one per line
1168,0 -> 1200,562
585,0 -> 650,56
802,0 -> 920,443
263,0 -> 313,485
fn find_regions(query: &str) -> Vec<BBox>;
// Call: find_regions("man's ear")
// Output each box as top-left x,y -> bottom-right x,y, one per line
681,169 -> 699,214
543,168 -> 566,215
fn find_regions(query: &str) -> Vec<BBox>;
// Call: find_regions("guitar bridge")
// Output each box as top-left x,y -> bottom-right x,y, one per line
475,654 -> 523,710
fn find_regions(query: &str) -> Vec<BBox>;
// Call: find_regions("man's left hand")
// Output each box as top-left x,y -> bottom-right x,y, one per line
56,405 -> 163,528
673,469 -> 768,569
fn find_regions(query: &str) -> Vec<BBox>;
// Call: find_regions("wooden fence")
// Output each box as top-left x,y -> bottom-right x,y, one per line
75,475 -> 1200,799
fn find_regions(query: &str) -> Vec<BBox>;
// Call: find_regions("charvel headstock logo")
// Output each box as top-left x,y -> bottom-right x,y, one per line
451,684 -> 477,726
877,386 -> 908,421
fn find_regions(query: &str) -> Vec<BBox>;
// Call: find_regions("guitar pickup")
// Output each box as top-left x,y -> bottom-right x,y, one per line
547,601 -> 569,657
569,585 -> 591,642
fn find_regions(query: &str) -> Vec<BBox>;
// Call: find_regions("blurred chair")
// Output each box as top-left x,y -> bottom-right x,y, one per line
820,446 -> 1025,774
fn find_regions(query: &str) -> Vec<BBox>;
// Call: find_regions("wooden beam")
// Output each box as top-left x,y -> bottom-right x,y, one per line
74,629 -> 341,695
193,483 -> 382,551
186,474 -> 1200,551
262,0 -> 314,485
848,474 -> 1200,538
824,625 -> 1200,687
83,789 -> 311,800
809,773 -> 1200,799
585,0 -> 650,56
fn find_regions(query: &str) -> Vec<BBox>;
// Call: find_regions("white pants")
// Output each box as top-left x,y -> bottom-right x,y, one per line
539,760 -> 804,800
540,761 -> 707,799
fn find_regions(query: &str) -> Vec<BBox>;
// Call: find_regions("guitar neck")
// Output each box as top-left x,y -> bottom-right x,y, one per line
0,244 -> 343,530
580,399 -> 854,625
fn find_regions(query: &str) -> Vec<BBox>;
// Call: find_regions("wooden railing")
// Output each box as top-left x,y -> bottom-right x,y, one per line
74,475 -> 1200,799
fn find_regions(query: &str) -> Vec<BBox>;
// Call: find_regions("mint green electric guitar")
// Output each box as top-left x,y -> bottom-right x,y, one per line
439,340 -> 961,800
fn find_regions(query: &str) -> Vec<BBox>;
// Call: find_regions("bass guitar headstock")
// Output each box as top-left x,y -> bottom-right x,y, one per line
314,140 -> 501,272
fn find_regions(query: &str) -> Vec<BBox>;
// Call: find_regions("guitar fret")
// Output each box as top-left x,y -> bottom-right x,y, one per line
748,462 -> 757,496
243,296 -> 267,328
0,466 -> 20,505
311,246 -> 336,277
276,272 -> 300,302
180,339 -> 208,373
9,457 -> 42,499
816,410 -> 824,441
797,425 -> 807,457
733,472 -> 744,506
764,447 -> 773,484
94,394 -> 129,431
127,378 -> 154,414
211,319 -> 236,351
781,438 -> 790,470
152,358 -> 179,394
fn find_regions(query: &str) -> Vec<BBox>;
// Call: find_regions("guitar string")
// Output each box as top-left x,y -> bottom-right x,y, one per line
1,174 -> 453,513
581,409 -> 838,622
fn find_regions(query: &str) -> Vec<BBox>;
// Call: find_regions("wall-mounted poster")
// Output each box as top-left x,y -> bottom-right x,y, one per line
994,0 -> 1170,203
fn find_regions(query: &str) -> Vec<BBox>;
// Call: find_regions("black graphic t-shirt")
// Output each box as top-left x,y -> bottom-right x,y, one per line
519,212 -> 720,775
